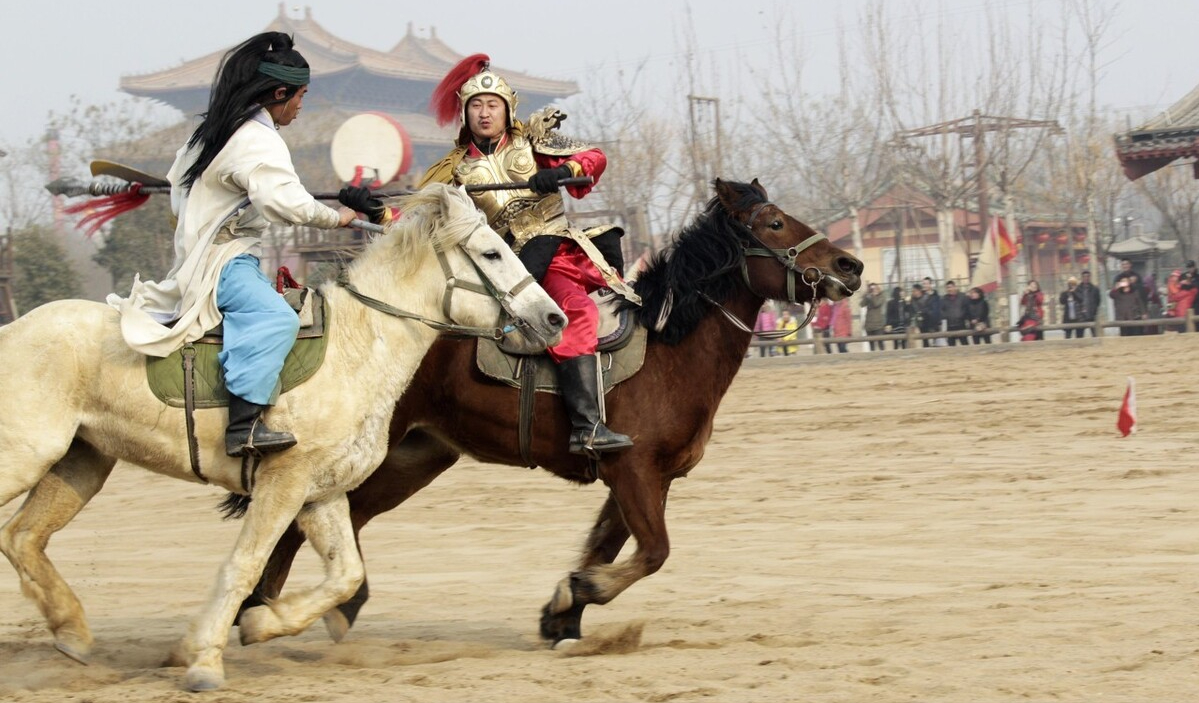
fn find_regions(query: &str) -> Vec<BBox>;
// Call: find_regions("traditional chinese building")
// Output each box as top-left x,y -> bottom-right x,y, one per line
113,4 -> 580,278
120,4 -> 578,181
1115,83 -> 1199,181
820,183 -> 1089,290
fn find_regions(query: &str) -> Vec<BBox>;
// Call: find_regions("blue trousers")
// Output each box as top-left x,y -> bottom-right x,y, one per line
216,255 -> 299,405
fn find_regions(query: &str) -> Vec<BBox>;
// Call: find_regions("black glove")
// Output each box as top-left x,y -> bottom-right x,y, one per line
338,186 -> 385,224
527,165 -> 573,195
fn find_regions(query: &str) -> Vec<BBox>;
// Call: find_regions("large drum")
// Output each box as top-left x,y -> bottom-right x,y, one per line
330,112 -> 412,186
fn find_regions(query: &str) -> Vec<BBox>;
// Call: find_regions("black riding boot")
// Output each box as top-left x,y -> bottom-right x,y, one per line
556,354 -> 633,457
225,394 -> 297,457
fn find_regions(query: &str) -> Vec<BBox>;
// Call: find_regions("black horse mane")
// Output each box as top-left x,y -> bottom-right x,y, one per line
631,181 -> 765,345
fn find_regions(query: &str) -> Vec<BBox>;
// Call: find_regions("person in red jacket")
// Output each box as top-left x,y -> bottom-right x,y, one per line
830,297 -> 853,353
812,299 -> 834,353
1019,280 -> 1046,341
343,55 -> 637,458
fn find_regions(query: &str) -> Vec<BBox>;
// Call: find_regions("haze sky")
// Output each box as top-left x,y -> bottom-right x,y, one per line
2,0 -> 1195,148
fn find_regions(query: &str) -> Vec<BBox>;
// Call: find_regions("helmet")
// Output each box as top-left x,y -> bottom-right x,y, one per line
430,53 -> 519,127
457,67 -> 518,124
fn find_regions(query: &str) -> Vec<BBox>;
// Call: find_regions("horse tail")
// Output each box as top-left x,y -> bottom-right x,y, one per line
217,492 -> 252,520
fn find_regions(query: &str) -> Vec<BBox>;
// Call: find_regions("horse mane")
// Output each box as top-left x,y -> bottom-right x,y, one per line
632,181 -> 765,345
350,185 -> 481,278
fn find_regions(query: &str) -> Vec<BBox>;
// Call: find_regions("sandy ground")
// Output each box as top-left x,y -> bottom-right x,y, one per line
2,334 -> 1198,702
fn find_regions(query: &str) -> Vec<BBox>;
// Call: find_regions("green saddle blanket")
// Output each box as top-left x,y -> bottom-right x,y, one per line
146,292 -> 330,408
475,324 -> 648,394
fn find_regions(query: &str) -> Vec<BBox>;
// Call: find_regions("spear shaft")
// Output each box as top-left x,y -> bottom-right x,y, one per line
45,176 -> 594,200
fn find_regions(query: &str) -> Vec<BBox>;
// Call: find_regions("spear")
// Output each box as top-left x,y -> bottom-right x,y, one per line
47,167 -> 592,236
44,177 -> 380,235
45,176 -> 595,200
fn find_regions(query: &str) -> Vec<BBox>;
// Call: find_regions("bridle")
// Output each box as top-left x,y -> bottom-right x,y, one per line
337,216 -> 541,341
738,201 -> 830,307
700,200 -> 840,337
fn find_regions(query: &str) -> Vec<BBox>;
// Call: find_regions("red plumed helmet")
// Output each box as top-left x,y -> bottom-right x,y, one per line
430,53 -> 491,126
429,53 -> 519,128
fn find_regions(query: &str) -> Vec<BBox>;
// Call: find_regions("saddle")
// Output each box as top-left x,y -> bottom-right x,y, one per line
145,287 -> 330,408
476,288 -> 648,470
476,288 -> 646,394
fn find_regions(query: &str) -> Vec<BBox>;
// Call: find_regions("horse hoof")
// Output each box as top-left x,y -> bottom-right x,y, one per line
185,666 -> 224,692
238,605 -> 282,646
323,609 -> 350,643
552,638 -> 581,652
54,639 -> 91,665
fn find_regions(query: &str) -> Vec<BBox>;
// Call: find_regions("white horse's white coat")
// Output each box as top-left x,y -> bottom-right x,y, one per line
0,184 -> 564,691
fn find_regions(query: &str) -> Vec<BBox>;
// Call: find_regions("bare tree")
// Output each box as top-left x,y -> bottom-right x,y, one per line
0,138 -> 54,231
565,58 -> 695,264
1031,0 -> 1121,283
1134,163 -> 1199,263
862,0 -> 1070,289
750,11 -> 890,264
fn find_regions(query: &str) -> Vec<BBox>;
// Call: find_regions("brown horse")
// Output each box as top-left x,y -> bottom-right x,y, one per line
244,178 -> 863,645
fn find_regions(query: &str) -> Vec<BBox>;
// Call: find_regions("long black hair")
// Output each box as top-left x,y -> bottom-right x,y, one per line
182,32 -> 308,188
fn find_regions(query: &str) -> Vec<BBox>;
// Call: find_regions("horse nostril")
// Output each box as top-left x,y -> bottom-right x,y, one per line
836,256 -> 863,276
548,312 -> 566,329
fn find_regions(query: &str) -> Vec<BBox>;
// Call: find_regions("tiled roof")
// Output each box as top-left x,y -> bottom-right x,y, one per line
1115,81 -> 1199,180
1107,234 -> 1177,256
1128,82 -> 1199,133
120,5 -> 577,103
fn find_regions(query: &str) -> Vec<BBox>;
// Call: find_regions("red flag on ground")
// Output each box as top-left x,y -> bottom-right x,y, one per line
1117,377 -> 1137,437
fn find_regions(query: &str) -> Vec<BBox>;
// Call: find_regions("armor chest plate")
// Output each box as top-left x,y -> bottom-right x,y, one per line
454,135 -> 539,228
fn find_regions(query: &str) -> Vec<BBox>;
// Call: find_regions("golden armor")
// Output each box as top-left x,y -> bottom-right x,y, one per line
453,134 -> 570,252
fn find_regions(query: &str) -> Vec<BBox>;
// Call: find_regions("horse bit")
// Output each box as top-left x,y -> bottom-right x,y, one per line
337,217 -> 539,341
702,200 -> 834,337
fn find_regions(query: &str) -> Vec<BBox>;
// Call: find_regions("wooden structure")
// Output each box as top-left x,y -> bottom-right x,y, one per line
1115,84 -> 1199,181
820,183 -> 1089,289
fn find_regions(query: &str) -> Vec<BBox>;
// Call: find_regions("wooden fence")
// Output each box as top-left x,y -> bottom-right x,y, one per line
752,311 -> 1199,355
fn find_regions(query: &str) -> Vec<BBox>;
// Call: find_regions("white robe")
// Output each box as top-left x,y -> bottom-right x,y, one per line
107,110 -> 340,357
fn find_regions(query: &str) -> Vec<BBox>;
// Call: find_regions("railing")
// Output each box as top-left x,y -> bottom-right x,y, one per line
290,226 -> 366,254
752,311 -> 1199,354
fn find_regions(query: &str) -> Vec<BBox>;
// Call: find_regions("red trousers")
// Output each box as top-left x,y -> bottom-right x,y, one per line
541,241 -> 608,363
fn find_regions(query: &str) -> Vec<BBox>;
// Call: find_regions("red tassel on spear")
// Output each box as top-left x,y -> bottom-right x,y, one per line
62,183 -> 151,237
429,53 -> 490,126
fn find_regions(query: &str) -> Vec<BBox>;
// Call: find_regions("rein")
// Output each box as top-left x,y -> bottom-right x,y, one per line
335,220 -> 536,341
738,201 -> 829,306
698,200 -> 830,337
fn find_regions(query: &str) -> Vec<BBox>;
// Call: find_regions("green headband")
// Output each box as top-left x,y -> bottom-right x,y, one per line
257,61 -> 310,86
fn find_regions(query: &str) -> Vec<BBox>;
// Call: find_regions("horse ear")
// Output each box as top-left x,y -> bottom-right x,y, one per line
713,179 -> 735,207
750,178 -> 769,200
438,183 -> 459,215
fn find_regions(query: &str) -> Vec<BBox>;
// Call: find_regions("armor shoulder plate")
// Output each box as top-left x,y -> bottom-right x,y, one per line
524,107 -> 595,156
419,146 -> 467,188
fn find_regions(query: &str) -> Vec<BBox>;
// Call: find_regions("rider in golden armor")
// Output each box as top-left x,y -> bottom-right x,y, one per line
340,54 -> 637,458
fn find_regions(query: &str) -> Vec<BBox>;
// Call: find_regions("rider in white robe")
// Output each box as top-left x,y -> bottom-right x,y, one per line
106,31 -> 353,457
108,110 -> 341,356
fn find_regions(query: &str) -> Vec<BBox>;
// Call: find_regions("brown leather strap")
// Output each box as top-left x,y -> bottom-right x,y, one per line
180,345 -> 206,483
518,356 -> 538,468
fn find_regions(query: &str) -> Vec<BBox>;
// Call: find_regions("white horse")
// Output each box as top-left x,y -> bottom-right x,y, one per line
0,183 -> 565,691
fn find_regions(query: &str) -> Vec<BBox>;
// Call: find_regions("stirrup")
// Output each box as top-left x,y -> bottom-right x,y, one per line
569,423 -> 633,458
226,418 -> 297,457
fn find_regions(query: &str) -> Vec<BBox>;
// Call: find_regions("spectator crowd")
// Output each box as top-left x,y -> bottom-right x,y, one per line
749,260 -> 1199,356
